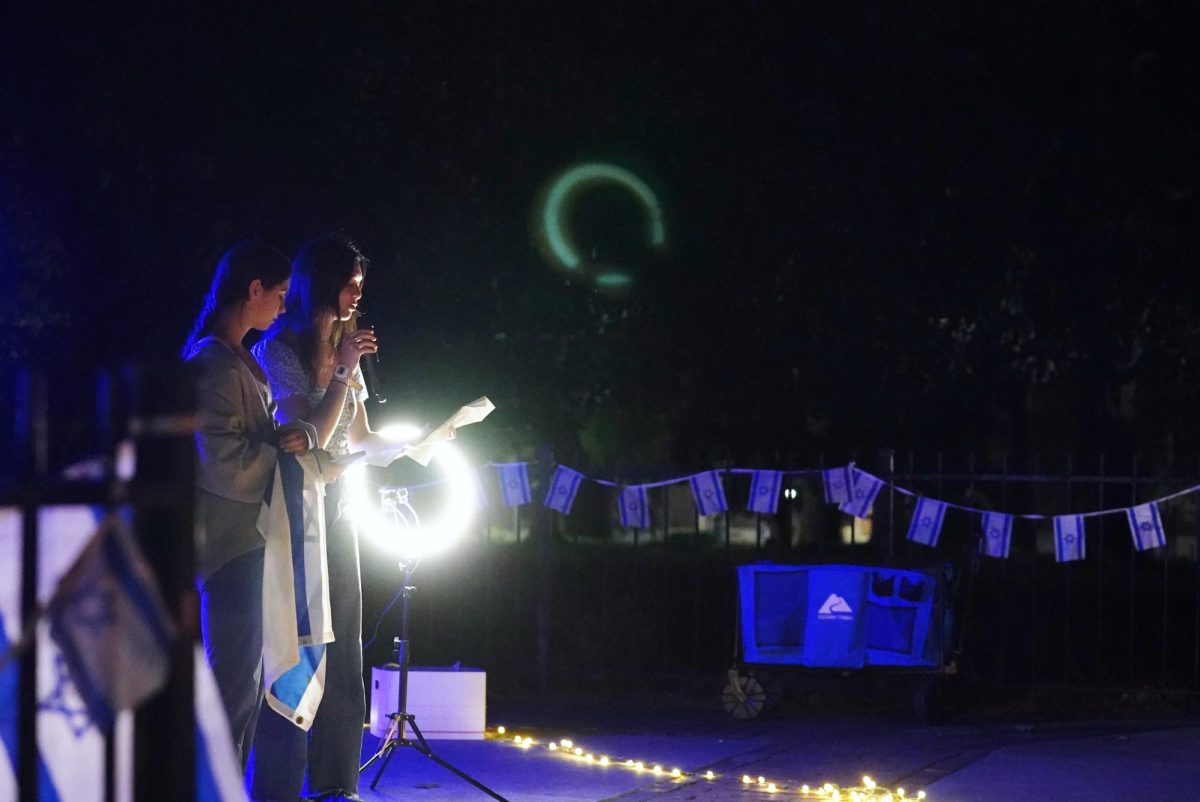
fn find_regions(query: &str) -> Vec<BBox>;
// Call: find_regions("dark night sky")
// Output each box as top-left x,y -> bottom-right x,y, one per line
3,2 -> 1199,471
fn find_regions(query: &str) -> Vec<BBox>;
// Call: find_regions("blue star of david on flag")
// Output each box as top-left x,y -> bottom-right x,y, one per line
822,466 -> 852,505
38,652 -> 95,739
618,486 -> 651,529
542,465 -> 584,515
906,497 -> 947,547
746,470 -> 783,515
980,511 -> 1013,559
1126,502 -> 1166,552
689,470 -> 728,517
496,462 -> 532,507
839,468 -> 883,519
1054,514 -> 1086,562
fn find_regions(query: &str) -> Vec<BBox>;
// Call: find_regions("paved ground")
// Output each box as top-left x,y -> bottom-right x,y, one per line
350,701 -> 1200,801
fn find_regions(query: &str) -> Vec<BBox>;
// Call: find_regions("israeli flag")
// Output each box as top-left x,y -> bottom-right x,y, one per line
980,512 -> 1013,559
822,466 -> 851,505
260,453 -> 334,731
543,465 -> 584,515
1126,502 -> 1167,552
1,505 -> 143,802
194,646 -> 250,802
618,486 -> 651,529
905,497 -> 947,547
747,470 -> 783,514
1054,514 -> 1087,562
689,470 -> 728,517
839,469 -> 884,519
495,462 -> 532,507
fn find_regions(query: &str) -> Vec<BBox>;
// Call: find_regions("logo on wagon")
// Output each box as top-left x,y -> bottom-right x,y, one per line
817,593 -> 854,621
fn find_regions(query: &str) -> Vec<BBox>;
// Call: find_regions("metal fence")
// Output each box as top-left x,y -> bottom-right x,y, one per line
377,452 -> 1200,696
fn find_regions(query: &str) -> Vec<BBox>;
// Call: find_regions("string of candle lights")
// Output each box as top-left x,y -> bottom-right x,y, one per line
490,727 -> 928,799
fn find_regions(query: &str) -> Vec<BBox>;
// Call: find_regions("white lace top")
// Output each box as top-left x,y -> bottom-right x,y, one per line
252,335 -> 367,456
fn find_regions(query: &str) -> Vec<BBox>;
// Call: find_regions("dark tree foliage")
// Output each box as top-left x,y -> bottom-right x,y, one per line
2,3 -> 1198,473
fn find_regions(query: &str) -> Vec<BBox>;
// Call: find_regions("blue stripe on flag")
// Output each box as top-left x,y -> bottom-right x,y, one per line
980,512 -> 1013,559
277,454 -> 312,639
542,466 -> 583,515
0,613 -> 64,802
1054,515 -> 1086,562
497,463 -> 532,507
839,469 -> 883,519
1127,502 -> 1166,551
689,471 -> 728,517
747,470 -> 782,514
822,467 -> 851,505
270,644 -> 325,713
906,497 -> 947,547
618,486 -> 650,529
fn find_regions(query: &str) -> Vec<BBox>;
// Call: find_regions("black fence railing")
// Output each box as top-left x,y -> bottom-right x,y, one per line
373,452 -> 1200,697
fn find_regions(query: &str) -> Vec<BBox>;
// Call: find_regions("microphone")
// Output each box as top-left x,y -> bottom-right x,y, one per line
356,309 -> 388,404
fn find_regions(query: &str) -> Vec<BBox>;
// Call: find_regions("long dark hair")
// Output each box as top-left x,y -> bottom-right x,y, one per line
182,238 -> 291,359
263,234 -> 368,377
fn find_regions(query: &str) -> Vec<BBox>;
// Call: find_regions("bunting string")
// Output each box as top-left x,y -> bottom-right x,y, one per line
384,461 -> 1200,559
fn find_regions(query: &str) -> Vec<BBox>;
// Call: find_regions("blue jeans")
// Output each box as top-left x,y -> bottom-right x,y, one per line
200,547 -> 265,770
249,478 -> 366,801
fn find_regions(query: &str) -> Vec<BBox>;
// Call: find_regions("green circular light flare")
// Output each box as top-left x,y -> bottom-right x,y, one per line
542,163 -> 665,272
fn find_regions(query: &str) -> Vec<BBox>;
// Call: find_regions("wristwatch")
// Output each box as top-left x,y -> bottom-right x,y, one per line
332,364 -> 365,392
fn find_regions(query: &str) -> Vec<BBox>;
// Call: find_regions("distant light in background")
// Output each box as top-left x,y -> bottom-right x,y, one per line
347,442 -> 478,559
539,162 -> 666,287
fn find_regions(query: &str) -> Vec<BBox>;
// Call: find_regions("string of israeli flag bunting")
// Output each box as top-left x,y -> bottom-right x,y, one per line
403,462 -> 1197,563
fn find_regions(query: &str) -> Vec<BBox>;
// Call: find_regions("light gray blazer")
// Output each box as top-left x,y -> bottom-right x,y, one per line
189,336 -> 279,504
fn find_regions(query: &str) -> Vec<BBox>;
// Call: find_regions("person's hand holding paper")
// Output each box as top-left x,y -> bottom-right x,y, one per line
338,396 -> 495,468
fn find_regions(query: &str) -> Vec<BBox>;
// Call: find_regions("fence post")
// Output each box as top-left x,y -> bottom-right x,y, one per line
533,446 -> 554,694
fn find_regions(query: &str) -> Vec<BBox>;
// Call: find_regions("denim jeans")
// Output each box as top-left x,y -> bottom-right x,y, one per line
200,547 -> 265,770
250,477 -> 366,801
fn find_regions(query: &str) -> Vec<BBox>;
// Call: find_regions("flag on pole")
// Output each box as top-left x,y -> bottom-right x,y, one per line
839,469 -> 884,519
495,463 -> 532,507
45,512 -> 175,732
980,511 -> 1013,559
194,646 -> 250,801
260,453 -> 334,731
689,470 -> 728,517
1054,514 -> 1087,562
618,486 -> 651,529
746,470 -> 783,515
822,466 -> 851,505
1126,502 -> 1167,552
905,497 -> 948,547
542,465 -> 584,515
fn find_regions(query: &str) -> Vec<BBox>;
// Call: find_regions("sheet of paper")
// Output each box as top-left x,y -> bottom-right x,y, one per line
333,396 -> 495,468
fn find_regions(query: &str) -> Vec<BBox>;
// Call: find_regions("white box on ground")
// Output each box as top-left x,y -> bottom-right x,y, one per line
369,665 -> 486,740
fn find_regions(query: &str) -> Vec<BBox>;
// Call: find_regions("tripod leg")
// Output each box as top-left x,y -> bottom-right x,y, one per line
358,715 -> 399,774
406,719 -> 510,802
369,738 -> 400,791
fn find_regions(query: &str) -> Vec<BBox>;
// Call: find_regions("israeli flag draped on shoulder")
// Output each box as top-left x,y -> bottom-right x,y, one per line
1126,502 -> 1166,552
194,646 -> 250,801
839,468 -> 884,519
1054,514 -> 1086,562
260,451 -> 337,731
980,511 -> 1013,559
747,470 -> 783,514
822,466 -> 852,505
543,465 -> 584,515
495,462 -> 532,507
689,470 -> 728,517
906,497 -> 947,547
618,486 -> 651,529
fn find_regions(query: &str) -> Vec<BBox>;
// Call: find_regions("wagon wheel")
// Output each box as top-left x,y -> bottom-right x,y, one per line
722,670 -> 766,719
754,669 -> 786,711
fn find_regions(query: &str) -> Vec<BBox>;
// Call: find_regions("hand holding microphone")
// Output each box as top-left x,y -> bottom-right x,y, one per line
354,309 -> 388,404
